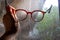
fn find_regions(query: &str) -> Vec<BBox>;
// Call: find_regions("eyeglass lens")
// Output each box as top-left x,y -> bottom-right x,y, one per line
32,11 -> 43,22
16,10 -> 27,21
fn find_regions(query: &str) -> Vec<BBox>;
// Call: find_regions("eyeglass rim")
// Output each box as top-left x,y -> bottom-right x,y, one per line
16,9 -> 46,14
15,9 -> 46,22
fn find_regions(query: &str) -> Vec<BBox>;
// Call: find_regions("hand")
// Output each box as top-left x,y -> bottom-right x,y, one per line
3,5 -> 19,34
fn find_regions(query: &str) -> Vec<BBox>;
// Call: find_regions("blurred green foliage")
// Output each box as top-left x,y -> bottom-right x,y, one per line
35,6 -> 59,40
36,6 -> 59,31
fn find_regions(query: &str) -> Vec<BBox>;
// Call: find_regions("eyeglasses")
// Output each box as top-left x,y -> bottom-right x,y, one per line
15,9 -> 46,22
5,0 -> 52,22
15,4 -> 52,22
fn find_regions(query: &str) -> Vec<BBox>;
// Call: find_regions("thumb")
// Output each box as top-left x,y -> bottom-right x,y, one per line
9,5 -> 16,14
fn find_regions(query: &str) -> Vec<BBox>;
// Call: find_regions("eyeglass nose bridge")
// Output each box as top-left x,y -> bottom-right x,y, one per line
27,12 -> 32,14
27,12 -> 33,19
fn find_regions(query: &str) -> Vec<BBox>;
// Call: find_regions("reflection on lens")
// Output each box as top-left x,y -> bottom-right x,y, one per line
32,11 -> 43,22
16,11 -> 27,20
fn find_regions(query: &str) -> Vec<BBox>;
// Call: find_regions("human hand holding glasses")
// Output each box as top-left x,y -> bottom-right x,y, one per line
5,0 -> 52,22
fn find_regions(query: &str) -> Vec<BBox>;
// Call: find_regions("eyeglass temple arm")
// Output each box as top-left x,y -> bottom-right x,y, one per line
45,5 -> 52,13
